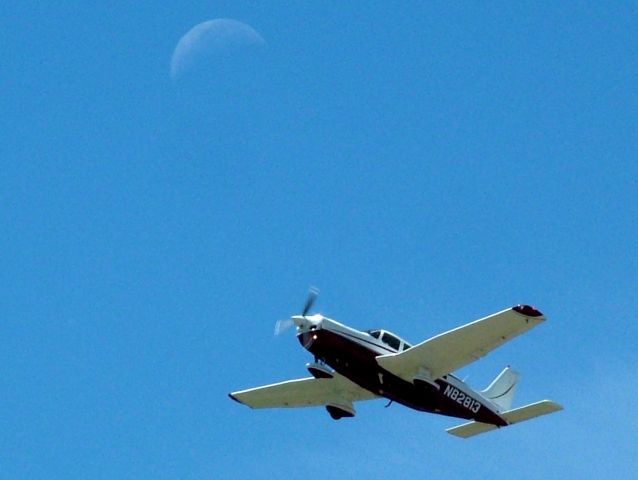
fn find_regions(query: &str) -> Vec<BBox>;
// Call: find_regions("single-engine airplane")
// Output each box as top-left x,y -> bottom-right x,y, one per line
229,290 -> 562,438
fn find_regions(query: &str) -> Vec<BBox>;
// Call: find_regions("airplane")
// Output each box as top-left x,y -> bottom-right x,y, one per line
229,290 -> 562,438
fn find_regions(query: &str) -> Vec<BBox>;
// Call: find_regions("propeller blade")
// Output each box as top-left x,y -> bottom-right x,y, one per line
274,319 -> 295,336
275,288 -> 320,336
301,287 -> 319,317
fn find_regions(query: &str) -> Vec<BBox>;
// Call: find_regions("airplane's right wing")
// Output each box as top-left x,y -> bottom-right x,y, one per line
376,305 -> 545,381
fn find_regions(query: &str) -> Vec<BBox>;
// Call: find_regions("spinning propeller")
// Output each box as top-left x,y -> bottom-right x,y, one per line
274,287 -> 319,335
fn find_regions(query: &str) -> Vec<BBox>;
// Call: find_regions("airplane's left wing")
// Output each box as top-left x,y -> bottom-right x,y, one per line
377,305 -> 545,381
229,372 -> 378,409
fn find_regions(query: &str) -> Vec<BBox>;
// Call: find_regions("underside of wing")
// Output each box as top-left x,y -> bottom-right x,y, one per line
376,305 -> 545,381
229,372 -> 378,409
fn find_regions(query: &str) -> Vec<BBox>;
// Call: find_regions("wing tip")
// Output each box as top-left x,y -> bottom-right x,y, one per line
512,304 -> 544,318
540,399 -> 564,412
228,392 -> 246,406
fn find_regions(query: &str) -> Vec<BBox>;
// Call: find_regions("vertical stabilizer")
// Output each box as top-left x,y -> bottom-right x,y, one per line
481,366 -> 519,411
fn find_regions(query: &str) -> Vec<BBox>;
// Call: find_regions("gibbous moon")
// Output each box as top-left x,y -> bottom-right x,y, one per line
170,18 -> 265,79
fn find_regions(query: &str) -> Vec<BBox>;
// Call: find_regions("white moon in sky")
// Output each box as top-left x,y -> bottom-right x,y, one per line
170,18 -> 265,79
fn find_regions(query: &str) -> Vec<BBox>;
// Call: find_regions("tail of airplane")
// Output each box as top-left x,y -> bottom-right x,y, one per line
481,366 -> 519,411
447,366 -> 562,438
446,400 -> 563,438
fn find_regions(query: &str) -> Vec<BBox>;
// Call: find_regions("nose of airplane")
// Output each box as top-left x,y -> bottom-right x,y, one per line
291,315 -> 306,327
291,314 -> 322,332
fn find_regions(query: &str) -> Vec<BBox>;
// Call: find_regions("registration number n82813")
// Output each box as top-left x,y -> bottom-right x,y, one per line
443,385 -> 481,413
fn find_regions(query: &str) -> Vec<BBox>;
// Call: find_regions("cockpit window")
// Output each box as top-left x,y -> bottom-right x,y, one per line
381,332 -> 401,351
368,329 -> 411,351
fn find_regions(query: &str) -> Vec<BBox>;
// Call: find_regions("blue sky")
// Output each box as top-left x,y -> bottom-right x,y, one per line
2,2 -> 637,478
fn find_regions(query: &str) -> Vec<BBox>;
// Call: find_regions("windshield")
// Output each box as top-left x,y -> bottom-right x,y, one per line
367,329 -> 381,339
367,329 -> 411,351
381,332 -> 401,350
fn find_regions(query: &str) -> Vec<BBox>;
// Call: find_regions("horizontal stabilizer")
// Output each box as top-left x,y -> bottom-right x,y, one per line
446,400 -> 563,438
